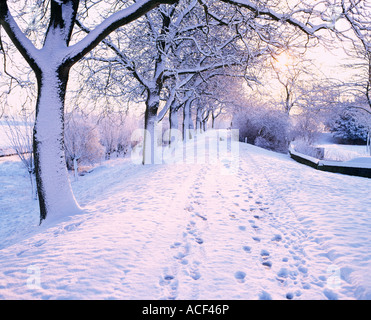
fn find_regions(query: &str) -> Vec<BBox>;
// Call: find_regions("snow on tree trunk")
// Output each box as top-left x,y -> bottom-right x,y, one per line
202,119 -> 207,132
73,157 -> 79,181
169,104 -> 179,145
33,69 -> 81,223
143,90 -> 160,164
183,100 -> 194,141
183,103 -> 190,141
196,108 -> 203,134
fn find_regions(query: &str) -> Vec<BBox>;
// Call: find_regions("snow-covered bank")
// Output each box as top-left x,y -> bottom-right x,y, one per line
315,132 -> 370,161
0,139 -> 370,300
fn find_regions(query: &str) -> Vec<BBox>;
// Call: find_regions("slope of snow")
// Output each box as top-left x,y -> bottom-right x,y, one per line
315,133 -> 369,161
0,137 -> 370,300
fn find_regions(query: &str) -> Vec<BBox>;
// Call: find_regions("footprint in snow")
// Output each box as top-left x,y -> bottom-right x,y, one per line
262,261 -> 272,269
185,206 -> 194,212
195,212 -> 207,221
16,249 -> 28,257
189,266 -> 202,281
34,239 -> 47,247
286,292 -> 294,300
271,234 -> 282,242
259,291 -> 272,300
64,222 -> 82,232
159,271 -> 178,299
260,250 -> 272,268
260,249 -> 270,258
173,252 -> 186,260
170,242 -> 182,249
234,271 -> 246,283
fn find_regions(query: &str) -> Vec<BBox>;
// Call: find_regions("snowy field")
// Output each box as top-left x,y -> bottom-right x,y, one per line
0,135 -> 370,300
315,133 -> 370,161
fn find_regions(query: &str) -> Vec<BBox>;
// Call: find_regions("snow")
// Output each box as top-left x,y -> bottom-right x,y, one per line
290,146 -> 371,169
346,157 -> 371,165
289,147 -> 319,165
315,133 -> 370,162
0,135 -> 370,300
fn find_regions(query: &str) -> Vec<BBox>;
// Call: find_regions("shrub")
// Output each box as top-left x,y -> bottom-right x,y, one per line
329,111 -> 368,144
233,106 -> 290,153
290,112 -> 321,144
98,115 -> 140,159
64,114 -> 105,172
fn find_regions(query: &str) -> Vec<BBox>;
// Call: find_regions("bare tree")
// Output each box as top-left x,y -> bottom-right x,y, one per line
77,0 -> 255,163
340,0 -> 371,112
0,0 -> 176,223
0,0 -> 334,222
64,112 -> 105,180
4,107 -> 37,199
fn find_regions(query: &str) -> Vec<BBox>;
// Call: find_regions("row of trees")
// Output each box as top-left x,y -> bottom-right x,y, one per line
0,0 -> 369,223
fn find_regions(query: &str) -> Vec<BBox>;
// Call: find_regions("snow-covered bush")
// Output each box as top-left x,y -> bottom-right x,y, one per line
254,111 -> 290,153
98,115 -> 139,159
233,105 -> 290,153
328,110 -> 368,144
64,114 -> 105,174
290,112 -> 321,144
233,111 -> 260,145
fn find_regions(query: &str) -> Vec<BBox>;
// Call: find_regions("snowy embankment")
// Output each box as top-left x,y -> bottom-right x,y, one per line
315,132 -> 370,162
0,135 -> 370,300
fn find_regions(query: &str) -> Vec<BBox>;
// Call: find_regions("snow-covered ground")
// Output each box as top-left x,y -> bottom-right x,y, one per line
0,134 -> 370,300
315,133 -> 370,161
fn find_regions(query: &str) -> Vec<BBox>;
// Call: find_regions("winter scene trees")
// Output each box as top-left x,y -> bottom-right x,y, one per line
0,0 -> 370,301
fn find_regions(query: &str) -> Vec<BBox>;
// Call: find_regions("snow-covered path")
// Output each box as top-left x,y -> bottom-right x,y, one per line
0,138 -> 370,300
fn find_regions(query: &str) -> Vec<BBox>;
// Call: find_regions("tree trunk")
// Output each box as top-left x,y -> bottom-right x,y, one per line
169,104 -> 179,145
73,157 -> 79,181
211,113 -> 215,129
196,108 -> 202,133
183,101 -> 190,141
203,120 -> 207,132
34,68 -> 81,223
183,100 -> 195,141
143,89 -> 160,164
188,106 -> 194,133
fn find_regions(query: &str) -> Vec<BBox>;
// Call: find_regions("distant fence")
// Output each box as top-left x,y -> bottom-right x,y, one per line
0,148 -> 31,158
0,148 -> 17,158
289,148 -> 371,179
